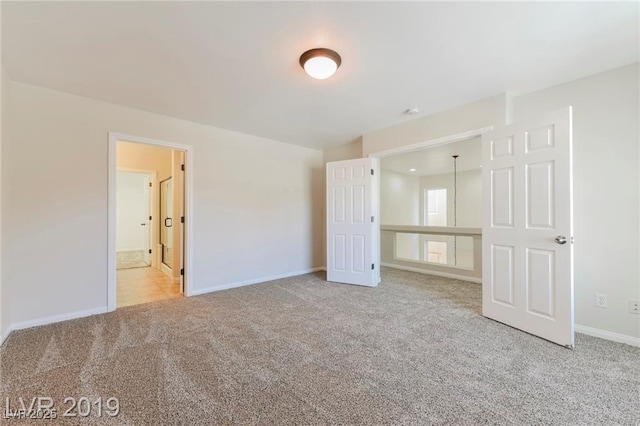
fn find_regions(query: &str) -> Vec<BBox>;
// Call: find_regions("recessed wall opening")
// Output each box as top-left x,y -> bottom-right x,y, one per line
108,133 -> 193,311
376,133 -> 484,282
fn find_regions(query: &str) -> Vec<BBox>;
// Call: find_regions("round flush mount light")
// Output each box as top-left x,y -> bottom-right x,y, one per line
404,108 -> 420,115
299,48 -> 342,80
409,168 -> 417,172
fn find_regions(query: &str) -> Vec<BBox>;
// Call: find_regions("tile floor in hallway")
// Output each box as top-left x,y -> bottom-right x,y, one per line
116,267 -> 182,308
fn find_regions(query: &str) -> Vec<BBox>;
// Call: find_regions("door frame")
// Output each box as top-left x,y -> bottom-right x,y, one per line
116,168 -> 157,269
367,126 -> 494,282
107,132 -> 194,311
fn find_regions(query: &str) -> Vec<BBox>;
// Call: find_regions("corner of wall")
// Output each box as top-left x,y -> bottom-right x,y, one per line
0,64 -> 10,345
322,136 -> 364,164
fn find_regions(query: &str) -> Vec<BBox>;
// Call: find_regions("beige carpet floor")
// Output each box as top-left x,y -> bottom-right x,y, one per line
1,268 -> 638,425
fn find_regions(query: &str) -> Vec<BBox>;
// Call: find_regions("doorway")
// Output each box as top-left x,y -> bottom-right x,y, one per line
108,133 -> 193,311
116,171 -> 153,270
377,134 -> 484,282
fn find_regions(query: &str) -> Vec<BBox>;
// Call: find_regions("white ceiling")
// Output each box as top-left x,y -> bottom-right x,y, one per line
2,2 -> 638,150
381,137 -> 481,177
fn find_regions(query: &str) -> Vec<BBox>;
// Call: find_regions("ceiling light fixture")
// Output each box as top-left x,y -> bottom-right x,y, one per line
299,48 -> 341,80
409,168 -> 417,172
404,108 -> 420,115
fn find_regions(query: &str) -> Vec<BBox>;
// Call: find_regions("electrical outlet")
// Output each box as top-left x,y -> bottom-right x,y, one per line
629,299 -> 640,314
595,293 -> 608,308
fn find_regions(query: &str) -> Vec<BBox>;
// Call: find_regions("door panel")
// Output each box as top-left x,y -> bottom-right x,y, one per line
491,168 -> 514,227
326,158 -> 378,287
492,244 -> 515,306
482,106 -> 574,347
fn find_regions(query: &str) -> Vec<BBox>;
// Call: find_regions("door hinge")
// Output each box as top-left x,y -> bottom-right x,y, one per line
181,164 -> 185,171
371,263 -> 375,270
181,216 -> 185,224
149,215 -> 152,221
180,268 -> 184,276
371,216 -> 374,223
149,182 -> 152,187
371,169 -> 374,176
148,249 -> 152,254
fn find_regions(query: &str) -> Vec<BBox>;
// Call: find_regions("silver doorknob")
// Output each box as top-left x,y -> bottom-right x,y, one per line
555,236 -> 567,245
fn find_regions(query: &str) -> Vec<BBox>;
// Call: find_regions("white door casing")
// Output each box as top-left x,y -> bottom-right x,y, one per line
142,174 -> 151,266
326,158 -> 378,287
482,106 -> 574,347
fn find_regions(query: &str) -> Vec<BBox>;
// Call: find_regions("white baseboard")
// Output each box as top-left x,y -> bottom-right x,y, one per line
0,325 -> 13,347
160,263 -> 172,277
381,263 -> 482,284
190,267 -> 325,296
9,306 -> 109,334
575,324 -> 640,348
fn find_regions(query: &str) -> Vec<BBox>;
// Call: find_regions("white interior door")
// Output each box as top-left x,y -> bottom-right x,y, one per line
482,106 -> 574,347
327,158 -> 378,287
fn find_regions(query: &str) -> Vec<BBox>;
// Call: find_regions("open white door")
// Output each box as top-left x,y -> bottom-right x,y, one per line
327,158 -> 378,287
482,107 -> 574,347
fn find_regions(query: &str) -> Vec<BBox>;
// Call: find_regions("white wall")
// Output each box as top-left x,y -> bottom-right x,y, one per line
514,63 -> 639,340
380,169 -> 420,226
420,169 -> 482,228
4,81 -> 324,327
363,94 -> 507,156
380,169 -> 420,260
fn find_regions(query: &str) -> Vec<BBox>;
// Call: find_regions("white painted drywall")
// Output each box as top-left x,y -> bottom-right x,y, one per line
380,169 -> 420,226
362,94 -> 507,156
380,169 -> 420,260
514,63 -> 640,339
4,81 -> 324,326
419,169 -> 482,228
116,172 -> 150,252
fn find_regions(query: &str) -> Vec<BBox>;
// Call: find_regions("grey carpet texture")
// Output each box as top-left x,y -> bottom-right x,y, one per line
1,268 -> 638,425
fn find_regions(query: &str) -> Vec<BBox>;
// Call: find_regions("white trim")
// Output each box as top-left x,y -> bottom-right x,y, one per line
10,307 -> 108,333
381,262 -> 482,284
575,324 -> 640,348
0,326 -> 13,347
108,132 -> 194,312
160,262 -> 173,278
367,126 -> 493,159
190,267 -> 325,296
